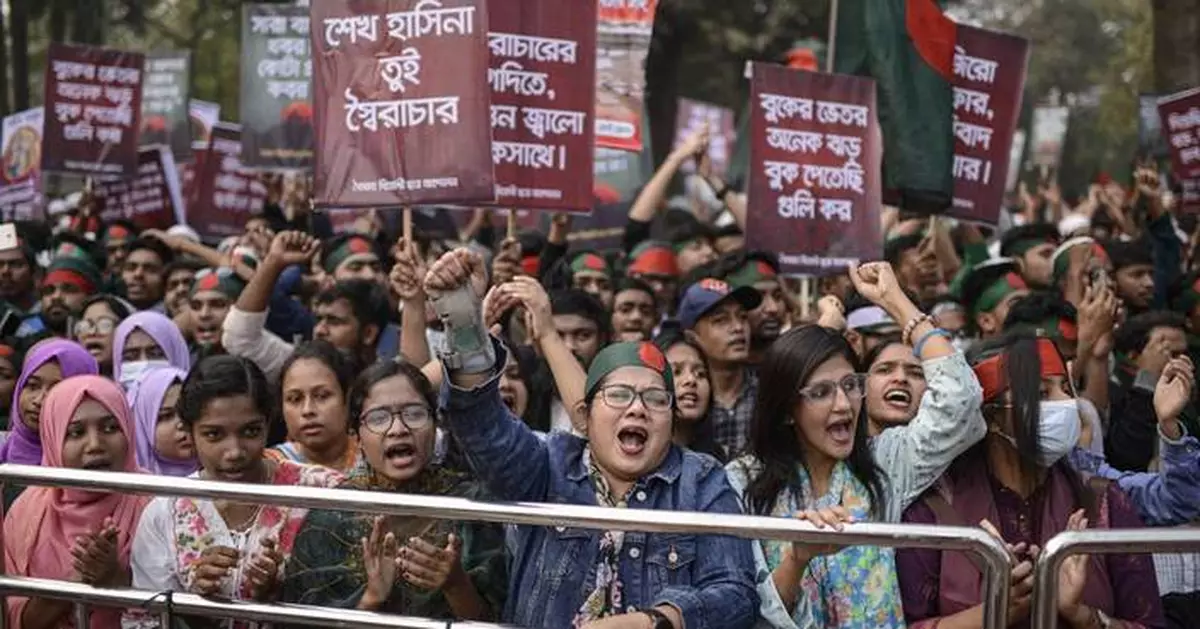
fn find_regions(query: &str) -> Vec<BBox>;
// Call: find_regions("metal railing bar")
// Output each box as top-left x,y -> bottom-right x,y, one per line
0,464 -> 1013,629
1033,529 -> 1200,629
0,576 -> 513,628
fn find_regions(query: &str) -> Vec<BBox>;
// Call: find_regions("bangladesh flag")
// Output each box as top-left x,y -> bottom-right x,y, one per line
834,0 -> 957,213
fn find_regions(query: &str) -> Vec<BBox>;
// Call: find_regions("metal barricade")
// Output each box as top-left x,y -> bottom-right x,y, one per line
1034,528 -> 1200,629
0,464 -> 1013,629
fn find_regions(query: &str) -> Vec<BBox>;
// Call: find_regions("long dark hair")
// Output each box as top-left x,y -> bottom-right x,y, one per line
967,332 -> 1093,516
745,325 -> 885,517
654,330 -> 723,462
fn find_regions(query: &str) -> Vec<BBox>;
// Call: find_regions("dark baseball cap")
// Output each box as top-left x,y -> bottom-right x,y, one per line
677,278 -> 763,330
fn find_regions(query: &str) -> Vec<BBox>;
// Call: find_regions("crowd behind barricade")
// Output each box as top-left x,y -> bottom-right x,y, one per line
4,130 -> 1200,629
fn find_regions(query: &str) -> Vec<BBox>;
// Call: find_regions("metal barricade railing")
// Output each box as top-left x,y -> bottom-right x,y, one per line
0,575 -> 511,628
0,463 -> 1013,629
1034,528 -> 1200,629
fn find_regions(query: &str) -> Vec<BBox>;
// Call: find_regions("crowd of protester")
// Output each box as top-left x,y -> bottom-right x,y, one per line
4,129 -> 1200,629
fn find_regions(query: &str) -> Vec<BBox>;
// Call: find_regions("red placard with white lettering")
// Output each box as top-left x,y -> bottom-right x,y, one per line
949,25 -> 1030,224
745,63 -> 882,275
1159,87 -> 1200,214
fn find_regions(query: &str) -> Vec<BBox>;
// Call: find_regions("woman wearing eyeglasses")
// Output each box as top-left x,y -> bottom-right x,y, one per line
281,359 -> 506,622
73,295 -> 134,378
426,249 -> 757,629
726,262 -> 986,629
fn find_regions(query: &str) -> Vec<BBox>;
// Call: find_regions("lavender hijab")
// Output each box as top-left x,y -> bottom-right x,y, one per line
111,312 -> 191,379
0,340 -> 100,464
129,366 -> 197,476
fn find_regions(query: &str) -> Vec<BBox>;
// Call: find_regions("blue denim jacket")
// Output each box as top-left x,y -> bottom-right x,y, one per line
439,345 -> 759,629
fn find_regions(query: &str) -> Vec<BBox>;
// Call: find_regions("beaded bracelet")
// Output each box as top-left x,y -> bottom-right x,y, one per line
901,312 -> 935,346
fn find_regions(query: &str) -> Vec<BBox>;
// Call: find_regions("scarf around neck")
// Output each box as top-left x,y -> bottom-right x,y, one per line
763,461 -> 905,629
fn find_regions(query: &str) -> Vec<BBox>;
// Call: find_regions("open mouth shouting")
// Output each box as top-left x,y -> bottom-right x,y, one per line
883,387 -> 913,412
825,416 -> 855,450
383,442 -> 419,469
616,424 -> 649,457
80,457 -> 115,471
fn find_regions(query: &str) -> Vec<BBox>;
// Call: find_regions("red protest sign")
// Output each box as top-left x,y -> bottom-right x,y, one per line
42,42 -> 144,177
595,0 -> 657,152
950,26 -> 1030,224
93,146 -> 184,230
487,0 -> 597,213
189,123 -> 268,239
311,0 -> 495,208
746,63 -> 882,275
1159,87 -> 1200,213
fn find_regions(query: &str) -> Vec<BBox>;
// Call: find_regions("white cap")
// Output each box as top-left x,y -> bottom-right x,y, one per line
1058,213 -> 1091,238
166,225 -> 201,244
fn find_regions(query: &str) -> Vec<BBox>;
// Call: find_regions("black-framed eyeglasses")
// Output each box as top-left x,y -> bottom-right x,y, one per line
598,384 -> 673,412
798,374 -> 867,404
359,404 -> 434,433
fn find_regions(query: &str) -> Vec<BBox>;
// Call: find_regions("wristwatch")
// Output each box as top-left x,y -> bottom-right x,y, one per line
643,608 -> 674,629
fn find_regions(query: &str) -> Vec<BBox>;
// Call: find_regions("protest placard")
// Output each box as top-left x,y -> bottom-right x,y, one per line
1158,87 -> 1200,213
189,123 -> 268,238
93,146 -> 184,229
595,0 -> 657,152
140,51 -> 192,162
0,108 -> 45,221
241,4 -> 313,170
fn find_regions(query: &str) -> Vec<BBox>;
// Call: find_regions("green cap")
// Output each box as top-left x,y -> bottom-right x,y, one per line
585,341 -> 674,401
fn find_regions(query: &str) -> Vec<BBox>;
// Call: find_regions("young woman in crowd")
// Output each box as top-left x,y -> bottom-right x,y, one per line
427,248 -> 758,629
130,366 -> 196,477
127,355 -> 342,629
0,340 -> 100,468
74,295 -> 134,378
862,337 -> 927,436
112,311 -> 191,389
897,333 -> 1165,629
4,375 -> 147,629
726,262 -> 985,629
654,330 -> 722,461
282,360 -> 506,620
268,340 -> 360,472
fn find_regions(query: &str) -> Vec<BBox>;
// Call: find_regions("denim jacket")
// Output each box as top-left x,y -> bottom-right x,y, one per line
439,343 -> 759,629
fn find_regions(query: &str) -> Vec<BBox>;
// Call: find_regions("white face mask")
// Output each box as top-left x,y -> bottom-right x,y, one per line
119,360 -> 171,389
1034,399 -> 1081,466
993,399 -> 1081,467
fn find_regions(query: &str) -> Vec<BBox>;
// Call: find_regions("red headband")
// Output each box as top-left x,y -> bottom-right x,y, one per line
43,269 -> 95,294
520,255 -> 540,276
629,248 -> 679,277
973,338 -> 1067,402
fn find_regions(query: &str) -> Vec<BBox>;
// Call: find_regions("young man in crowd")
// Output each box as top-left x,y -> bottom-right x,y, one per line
679,277 -> 761,459
1106,239 -> 1157,316
609,277 -> 658,342
727,251 -> 787,365
999,223 -> 1060,289
960,259 -> 1030,340
23,256 -> 102,339
566,251 -> 615,311
121,237 -> 173,312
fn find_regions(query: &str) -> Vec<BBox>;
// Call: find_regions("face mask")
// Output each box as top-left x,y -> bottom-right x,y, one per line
1035,399 -> 1081,466
119,360 -> 171,389
992,399 -> 1081,467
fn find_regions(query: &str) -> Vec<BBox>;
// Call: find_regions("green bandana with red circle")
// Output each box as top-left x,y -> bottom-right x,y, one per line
584,341 -> 674,400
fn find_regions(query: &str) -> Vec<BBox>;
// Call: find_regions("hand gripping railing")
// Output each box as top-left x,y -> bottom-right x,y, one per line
0,463 -> 1013,629
1034,528 -> 1200,629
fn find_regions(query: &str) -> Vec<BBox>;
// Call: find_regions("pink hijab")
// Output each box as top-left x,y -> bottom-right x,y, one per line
3,375 -> 147,629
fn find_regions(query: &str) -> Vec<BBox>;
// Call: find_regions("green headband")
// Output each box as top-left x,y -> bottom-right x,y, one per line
324,236 -> 378,274
728,260 -> 778,288
192,266 -> 247,300
1007,238 -> 1051,258
973,273 -> 1027,315
571,253 -> 611,278
585,342 -> 675,401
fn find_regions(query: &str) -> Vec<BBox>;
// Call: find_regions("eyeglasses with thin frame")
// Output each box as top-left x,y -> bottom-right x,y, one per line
797,373 -> 868,404
359,404 -> 434,434
74,317 -> 118,338
598,384 -> 673,412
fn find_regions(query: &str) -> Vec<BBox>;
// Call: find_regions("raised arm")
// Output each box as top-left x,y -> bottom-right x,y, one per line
425,249 -> 551,502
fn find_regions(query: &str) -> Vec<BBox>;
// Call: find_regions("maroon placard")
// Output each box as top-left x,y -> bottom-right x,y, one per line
486,0 -> 596,213
746,63 -> 883,275
673,98 -> 736,177
1158,87 -> 1200,213
949,25 -> 1030,224
311,0 -> 495,208
93,146 -> 183,229
189,123 -> 268,238
42,42 -> 145,177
